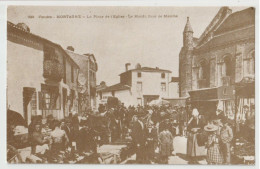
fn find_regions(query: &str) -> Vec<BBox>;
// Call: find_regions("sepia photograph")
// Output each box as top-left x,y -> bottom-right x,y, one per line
6,5 -> 256,165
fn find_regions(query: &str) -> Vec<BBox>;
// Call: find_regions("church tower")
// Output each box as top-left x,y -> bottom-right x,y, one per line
179,17 -> 194,97
183,17 -> 194,50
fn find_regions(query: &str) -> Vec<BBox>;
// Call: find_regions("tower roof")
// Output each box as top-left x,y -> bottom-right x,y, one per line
184,17 -> 193,33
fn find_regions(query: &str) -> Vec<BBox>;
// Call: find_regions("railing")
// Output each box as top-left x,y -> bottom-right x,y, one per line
43,60 -> 63,82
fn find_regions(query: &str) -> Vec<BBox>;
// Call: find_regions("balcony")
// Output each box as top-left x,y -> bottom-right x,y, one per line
43,60 -> 63,82
198,79 -> 207,89
221,76 -> 231,86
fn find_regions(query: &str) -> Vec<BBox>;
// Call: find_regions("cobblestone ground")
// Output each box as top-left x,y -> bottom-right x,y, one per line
122,136 -> 208,164
169,136 -> 207,164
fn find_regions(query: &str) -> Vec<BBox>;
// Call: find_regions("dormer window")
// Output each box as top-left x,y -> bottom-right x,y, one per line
137,72 -> 142,78
161,73 -> 165,78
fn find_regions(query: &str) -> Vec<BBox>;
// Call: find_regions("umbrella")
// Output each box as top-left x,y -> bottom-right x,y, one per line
7,110 -> 27,127
148,99 -> 170,106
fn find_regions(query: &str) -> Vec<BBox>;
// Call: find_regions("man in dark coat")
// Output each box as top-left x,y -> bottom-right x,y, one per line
131,115 -> 145,163
77,120 -> 97,153
145,122 -> 158,163
110,116 -> 121,142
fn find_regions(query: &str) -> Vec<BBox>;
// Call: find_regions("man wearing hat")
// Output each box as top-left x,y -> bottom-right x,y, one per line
131,115 -> 145,163
220,118 -> 233,164
144,120 -> 158,163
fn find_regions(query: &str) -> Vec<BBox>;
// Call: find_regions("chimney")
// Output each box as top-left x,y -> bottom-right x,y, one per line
125,63 -> 131,71
67,46 -> 74,52
135,63 -> 141,69
100,81 -> 106,86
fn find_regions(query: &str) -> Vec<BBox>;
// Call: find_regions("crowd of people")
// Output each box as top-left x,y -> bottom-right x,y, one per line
7,101 -> 238,164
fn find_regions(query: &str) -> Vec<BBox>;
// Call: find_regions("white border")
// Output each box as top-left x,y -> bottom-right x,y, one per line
0,1 -> 259,169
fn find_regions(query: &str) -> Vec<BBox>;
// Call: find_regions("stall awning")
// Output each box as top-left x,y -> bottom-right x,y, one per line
235,76 -> 255,97
189,86 -> 235,102
189,87 -> 218,102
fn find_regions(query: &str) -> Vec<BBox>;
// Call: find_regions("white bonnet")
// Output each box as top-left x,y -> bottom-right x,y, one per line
192,108 -> 199,117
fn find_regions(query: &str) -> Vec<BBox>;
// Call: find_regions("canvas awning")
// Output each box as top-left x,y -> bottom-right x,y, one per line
189,87 -> 218,102
235,76 -> 255,97
189,86 -> 235,102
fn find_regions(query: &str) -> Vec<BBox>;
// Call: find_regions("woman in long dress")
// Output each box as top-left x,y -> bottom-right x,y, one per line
186,108 -> 206,163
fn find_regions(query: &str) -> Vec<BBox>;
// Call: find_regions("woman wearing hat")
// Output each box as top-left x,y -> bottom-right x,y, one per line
204,124 -> 224,164
186,108 -> 206,163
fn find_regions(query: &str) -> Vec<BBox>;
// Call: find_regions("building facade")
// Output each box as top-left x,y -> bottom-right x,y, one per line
97,64 -> 173,107
7,21 -> 79,124
66,49 -> 98,112
179,7 -> 255,117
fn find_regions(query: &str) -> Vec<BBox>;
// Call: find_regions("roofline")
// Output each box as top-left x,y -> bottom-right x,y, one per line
119,68 -> 172,76
99,83 -> 130,92
7,21 -> 80,69
197,7 -> 232,45
100,87 -> 130,92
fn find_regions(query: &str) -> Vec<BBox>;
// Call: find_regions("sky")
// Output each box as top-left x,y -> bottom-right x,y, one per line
7,6 -> 248,86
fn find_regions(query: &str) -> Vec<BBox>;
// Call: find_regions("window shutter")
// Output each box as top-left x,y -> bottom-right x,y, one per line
38,92 -> 43,110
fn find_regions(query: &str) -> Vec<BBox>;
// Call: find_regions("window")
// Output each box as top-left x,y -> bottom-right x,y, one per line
44,93 -> 51,109
243,51 -> 255,76
161,82 -> 166,92
71,66 -> 74,83
199,60 -> 207,79
161,73 -> 165,78
137,72 -> 142,78
223,56 -> 232,77
39,85 -> 60,110
39,92 -> 60,110
137,82 -> 142,92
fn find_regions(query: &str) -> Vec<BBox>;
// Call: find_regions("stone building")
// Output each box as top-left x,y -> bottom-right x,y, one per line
66,48 -> 98,112
97,63 -> 173,107
7,21 -> 80,123
179,7 -> 255,116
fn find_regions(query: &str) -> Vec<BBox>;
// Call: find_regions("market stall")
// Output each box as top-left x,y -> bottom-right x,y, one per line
233,76 -> 255,164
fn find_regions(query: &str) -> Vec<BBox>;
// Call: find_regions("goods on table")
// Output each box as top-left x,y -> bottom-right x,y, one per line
98,145 -> 126,164
234,137 -> 255,164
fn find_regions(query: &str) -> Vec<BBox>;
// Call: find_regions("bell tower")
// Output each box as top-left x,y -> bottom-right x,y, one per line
179,17 -> 194,97
183,17 -> 194,50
